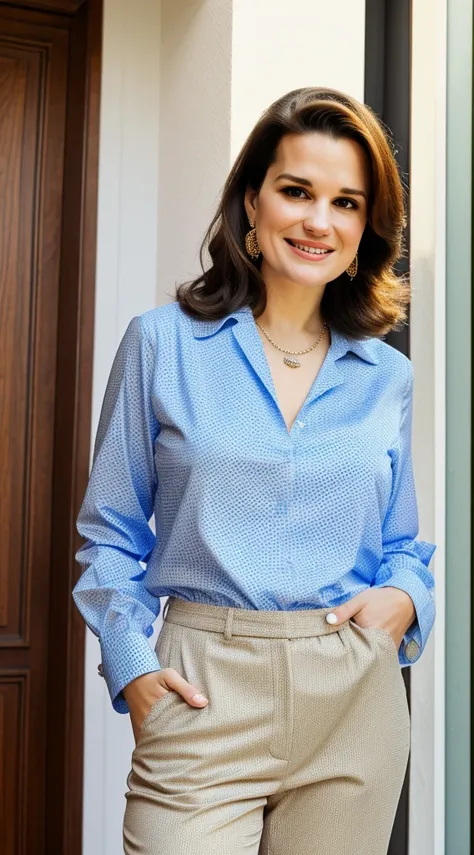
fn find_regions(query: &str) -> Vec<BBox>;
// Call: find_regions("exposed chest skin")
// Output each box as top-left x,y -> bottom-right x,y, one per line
258,332 -> 331,433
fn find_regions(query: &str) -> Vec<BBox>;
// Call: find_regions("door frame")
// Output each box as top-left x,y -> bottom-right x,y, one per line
48,2 -> 101,851
46,1 -> 101,850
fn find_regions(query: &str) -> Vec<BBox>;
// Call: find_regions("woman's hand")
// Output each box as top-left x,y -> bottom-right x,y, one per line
123,669 -> 208,743
325,587 -> 416,651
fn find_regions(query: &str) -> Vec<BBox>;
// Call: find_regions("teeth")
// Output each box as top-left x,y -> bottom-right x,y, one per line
293,242 -> 330,255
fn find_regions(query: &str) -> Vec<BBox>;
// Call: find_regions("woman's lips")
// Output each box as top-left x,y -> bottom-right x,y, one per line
285,239 -> 335,262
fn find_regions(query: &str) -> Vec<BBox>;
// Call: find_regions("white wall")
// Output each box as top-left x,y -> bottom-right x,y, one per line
83,1 -> 161,853
84,1 -> 443,852
230,0 -> 366,159
158,0 -> 233,299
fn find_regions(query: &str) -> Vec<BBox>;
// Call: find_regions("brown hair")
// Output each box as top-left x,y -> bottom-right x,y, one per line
176,87 -> 409,338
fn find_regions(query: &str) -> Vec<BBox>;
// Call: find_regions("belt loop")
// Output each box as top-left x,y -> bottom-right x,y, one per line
224,608 -> 234,641
162,597 -> 171,622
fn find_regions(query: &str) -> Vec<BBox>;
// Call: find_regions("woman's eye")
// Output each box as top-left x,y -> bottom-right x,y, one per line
281,186 -> 309,199
334,197 -> 358,209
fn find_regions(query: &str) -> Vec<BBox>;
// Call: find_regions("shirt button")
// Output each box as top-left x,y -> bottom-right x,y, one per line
296,420 -> 305,429
404,639 -> 419,661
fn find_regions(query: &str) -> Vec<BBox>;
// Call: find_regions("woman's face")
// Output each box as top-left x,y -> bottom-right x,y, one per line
244,132 -> 369,291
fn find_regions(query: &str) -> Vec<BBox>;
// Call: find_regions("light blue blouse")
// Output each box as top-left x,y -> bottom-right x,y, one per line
73,302 -> 436,712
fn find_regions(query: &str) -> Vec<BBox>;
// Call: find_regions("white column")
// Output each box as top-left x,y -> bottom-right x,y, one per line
409,1 -> 447,853
83,1 -> 161,853
158,0 -> 233,301
230,0 -> 366,157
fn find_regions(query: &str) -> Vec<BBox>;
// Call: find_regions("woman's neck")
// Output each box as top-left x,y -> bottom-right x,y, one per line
255,279 -> 326,336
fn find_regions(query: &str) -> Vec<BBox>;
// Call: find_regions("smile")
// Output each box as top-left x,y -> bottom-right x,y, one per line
285,239 -> 334,261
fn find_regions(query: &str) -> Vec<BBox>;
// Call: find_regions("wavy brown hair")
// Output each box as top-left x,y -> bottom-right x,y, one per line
177,87 -> 409,338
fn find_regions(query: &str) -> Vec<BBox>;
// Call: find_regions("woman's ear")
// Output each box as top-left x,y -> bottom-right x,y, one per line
244,188 -> 258,224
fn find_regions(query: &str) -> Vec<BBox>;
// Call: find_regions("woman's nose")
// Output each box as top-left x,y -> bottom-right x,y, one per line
303,201 -> 331,234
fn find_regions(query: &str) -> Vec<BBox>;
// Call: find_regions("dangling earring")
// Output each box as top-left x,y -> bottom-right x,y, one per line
245,219 -> 260,259
346,252 -> 358,281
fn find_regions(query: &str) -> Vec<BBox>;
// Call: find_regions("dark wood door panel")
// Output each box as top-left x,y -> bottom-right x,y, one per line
0,41 -> 42,646
1,1 -> 86,15
0,13 -> 69,854
0,674 -> 28,855
0,23 -> 68,648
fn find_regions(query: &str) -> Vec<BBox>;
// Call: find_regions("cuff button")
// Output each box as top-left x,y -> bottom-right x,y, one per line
405,639 -> 419,661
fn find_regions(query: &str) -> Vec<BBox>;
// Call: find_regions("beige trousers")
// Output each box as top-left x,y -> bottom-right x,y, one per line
124,597 -> 410,855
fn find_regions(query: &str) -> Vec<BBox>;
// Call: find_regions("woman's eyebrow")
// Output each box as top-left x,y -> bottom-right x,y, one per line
275,173 -> 367,201
274,172 -> 312,186
340,187 -> 367,200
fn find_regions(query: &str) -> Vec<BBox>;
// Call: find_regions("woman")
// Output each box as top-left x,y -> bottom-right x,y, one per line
73,87 -> 435,854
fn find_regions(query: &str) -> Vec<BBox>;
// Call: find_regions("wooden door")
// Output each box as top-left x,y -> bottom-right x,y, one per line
0,3 -> 100,853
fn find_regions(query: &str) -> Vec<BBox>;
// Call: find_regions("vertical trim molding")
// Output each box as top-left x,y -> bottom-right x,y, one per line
409,2 -> 447,854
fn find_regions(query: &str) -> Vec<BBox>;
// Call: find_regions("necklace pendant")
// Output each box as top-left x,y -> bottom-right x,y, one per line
283,356 -> 301,368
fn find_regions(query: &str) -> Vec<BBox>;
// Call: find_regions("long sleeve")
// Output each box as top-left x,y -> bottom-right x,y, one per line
374,360 -> 436,665
73,316 -> 162,712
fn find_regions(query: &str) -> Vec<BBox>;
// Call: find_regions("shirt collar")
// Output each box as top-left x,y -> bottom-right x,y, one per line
190,305 -> 379,365
329,326 -> 379,365
190,306 -> 254,339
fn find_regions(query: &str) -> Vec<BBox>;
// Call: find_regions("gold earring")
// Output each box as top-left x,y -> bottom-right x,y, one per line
346,252 -> 358,281
245,220 -> 260,259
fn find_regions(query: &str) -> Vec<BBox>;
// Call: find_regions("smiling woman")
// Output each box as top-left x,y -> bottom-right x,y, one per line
73,86 -> 435,855
244,133 -> 369,293
177,87 -> 409,339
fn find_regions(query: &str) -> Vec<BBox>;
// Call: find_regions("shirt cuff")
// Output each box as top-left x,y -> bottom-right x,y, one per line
99,630 -> 161,713
375,567 -> 436,666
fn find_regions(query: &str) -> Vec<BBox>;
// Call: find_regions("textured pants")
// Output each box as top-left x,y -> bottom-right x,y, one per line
124,597 -> 410,855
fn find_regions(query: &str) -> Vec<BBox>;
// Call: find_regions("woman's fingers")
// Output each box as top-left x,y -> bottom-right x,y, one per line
124,668 -> 209,742
158,668 -> 208,707
325,591 -> 371,626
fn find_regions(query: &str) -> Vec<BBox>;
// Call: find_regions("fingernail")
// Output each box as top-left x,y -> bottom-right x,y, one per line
192,693 -> 208,703
326,613 -> 338,625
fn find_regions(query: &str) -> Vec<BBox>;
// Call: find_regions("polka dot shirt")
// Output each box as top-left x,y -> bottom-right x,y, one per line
73,302 -> 435,712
